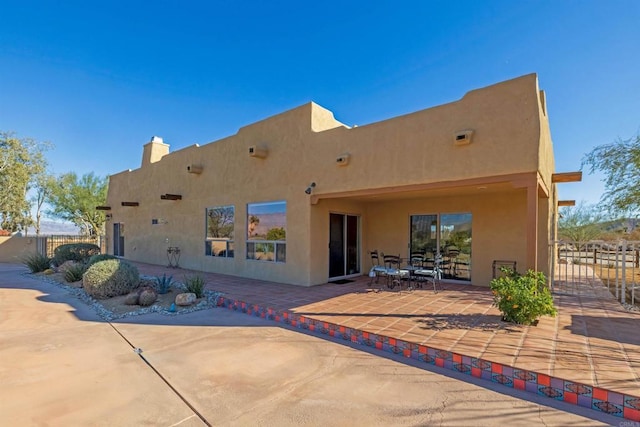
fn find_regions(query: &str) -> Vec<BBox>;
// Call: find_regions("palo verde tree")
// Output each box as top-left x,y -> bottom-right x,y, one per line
582,131 -> 640,215
47,172 -> 108,236
0,131 -> 50,232
557,202 -> 606,243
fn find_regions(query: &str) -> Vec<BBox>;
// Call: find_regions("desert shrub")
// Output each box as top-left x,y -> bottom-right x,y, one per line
155,274 -> 174,294
86,253 -> 118,267
83,259 -> 140,299
23,252 -> 51,273
64,263 -> 87,282
52,243 -> 101,266
184,274 -> 205,298
490,268 -> 557,325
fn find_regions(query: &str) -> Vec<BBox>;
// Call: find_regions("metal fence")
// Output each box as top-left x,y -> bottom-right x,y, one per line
38,235 -> 107,258
552,240 -> 639,306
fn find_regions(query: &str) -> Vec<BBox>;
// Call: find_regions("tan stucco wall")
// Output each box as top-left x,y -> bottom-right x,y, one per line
106,73 -> 554,286
361,190 -> 528,287
0,236 -> 38,263
536,86 -> 558,277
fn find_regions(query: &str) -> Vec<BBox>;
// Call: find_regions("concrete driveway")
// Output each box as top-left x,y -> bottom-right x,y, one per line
0,264 -> 619,426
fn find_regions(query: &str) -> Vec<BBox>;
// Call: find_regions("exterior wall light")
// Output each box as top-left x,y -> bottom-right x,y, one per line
305,182 -> 316,195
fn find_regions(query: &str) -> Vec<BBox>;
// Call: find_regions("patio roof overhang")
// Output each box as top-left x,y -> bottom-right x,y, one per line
309,172 -> 540,204
310,171 -> 548,274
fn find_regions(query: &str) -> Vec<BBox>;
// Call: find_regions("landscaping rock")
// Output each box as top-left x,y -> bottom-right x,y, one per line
138,288 -> 158,307
58,260 -> 79,274
175,292 -> 197,306
124,291 -> 139,305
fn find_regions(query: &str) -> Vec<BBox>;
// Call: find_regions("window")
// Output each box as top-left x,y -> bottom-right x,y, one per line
247,201 -> 286,262
205,206 -> 234,258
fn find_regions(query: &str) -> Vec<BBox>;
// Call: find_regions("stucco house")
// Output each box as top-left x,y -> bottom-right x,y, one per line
103,73 -> 576,287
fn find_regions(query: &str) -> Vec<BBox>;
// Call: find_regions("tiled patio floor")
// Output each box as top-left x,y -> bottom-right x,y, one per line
132,261 -> 640,419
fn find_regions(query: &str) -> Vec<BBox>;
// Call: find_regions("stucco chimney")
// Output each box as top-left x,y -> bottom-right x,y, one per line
141,136 -> 169,166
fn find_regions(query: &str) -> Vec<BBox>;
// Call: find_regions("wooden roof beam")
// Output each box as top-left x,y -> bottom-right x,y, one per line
552,172 -> 582,183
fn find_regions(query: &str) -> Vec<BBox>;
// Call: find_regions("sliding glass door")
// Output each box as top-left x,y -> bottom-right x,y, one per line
329,213 -> 360,279
410,213 -> 472,281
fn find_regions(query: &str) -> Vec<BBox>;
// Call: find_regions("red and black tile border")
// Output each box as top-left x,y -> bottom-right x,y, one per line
217,296 -> 640,422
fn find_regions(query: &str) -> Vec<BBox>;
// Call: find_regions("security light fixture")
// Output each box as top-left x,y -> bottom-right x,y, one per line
305,182 -> 316,195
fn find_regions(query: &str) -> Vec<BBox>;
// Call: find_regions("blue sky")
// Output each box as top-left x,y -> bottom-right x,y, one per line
1,1 -> 639,208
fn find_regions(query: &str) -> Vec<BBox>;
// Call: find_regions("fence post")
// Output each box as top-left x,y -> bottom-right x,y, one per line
621,240 -> 627,305
615,249 -> 620,299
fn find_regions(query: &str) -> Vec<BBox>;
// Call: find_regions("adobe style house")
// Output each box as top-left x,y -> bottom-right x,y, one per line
104,73 -> 569,287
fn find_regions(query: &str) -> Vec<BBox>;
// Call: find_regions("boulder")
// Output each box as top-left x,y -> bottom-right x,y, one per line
138,288 -> 158,307
124,291 -> 139,305
58,260 -> 78,274
175,292 -> 197,306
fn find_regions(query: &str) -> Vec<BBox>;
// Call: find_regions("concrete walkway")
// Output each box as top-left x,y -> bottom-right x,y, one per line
0,263 -> 622,426
129,261 -> 640,422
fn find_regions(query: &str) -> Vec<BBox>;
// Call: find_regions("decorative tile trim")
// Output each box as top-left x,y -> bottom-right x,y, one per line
215,296 -> 640,422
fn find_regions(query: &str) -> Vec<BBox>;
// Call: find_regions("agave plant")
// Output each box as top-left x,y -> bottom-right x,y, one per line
155,273 -> 174,294
23,252 -> 52,273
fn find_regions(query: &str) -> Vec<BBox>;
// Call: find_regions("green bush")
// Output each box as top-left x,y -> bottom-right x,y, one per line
64,263 -> 87,282
155,273 -> 174,294
86,253 -> 118,267
23,252 -> 51,273
184,274 -> 205,298
490,268 -> 557,325
52,243 -> 101,266
83,259 -> 140,299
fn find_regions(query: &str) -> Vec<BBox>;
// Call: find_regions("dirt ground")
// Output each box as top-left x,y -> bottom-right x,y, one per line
592,264 -> 640,307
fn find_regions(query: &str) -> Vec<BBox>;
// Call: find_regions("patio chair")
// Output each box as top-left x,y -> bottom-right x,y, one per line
383,254 -> 409,290
444,246 -> 460,278
408,251 -> 426,287
368,250 -> 388,286
415,254 -> 444,293
409,251 -> 425,267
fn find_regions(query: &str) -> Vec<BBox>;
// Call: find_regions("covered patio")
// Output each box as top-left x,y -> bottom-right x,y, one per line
310,170 -> 553,288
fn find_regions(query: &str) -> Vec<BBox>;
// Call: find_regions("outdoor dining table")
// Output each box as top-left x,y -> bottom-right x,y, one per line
400,264 -> 420,291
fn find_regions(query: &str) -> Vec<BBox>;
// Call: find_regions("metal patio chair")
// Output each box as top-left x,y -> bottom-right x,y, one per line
415,254 -> 444,293
368,250 -> 388,287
